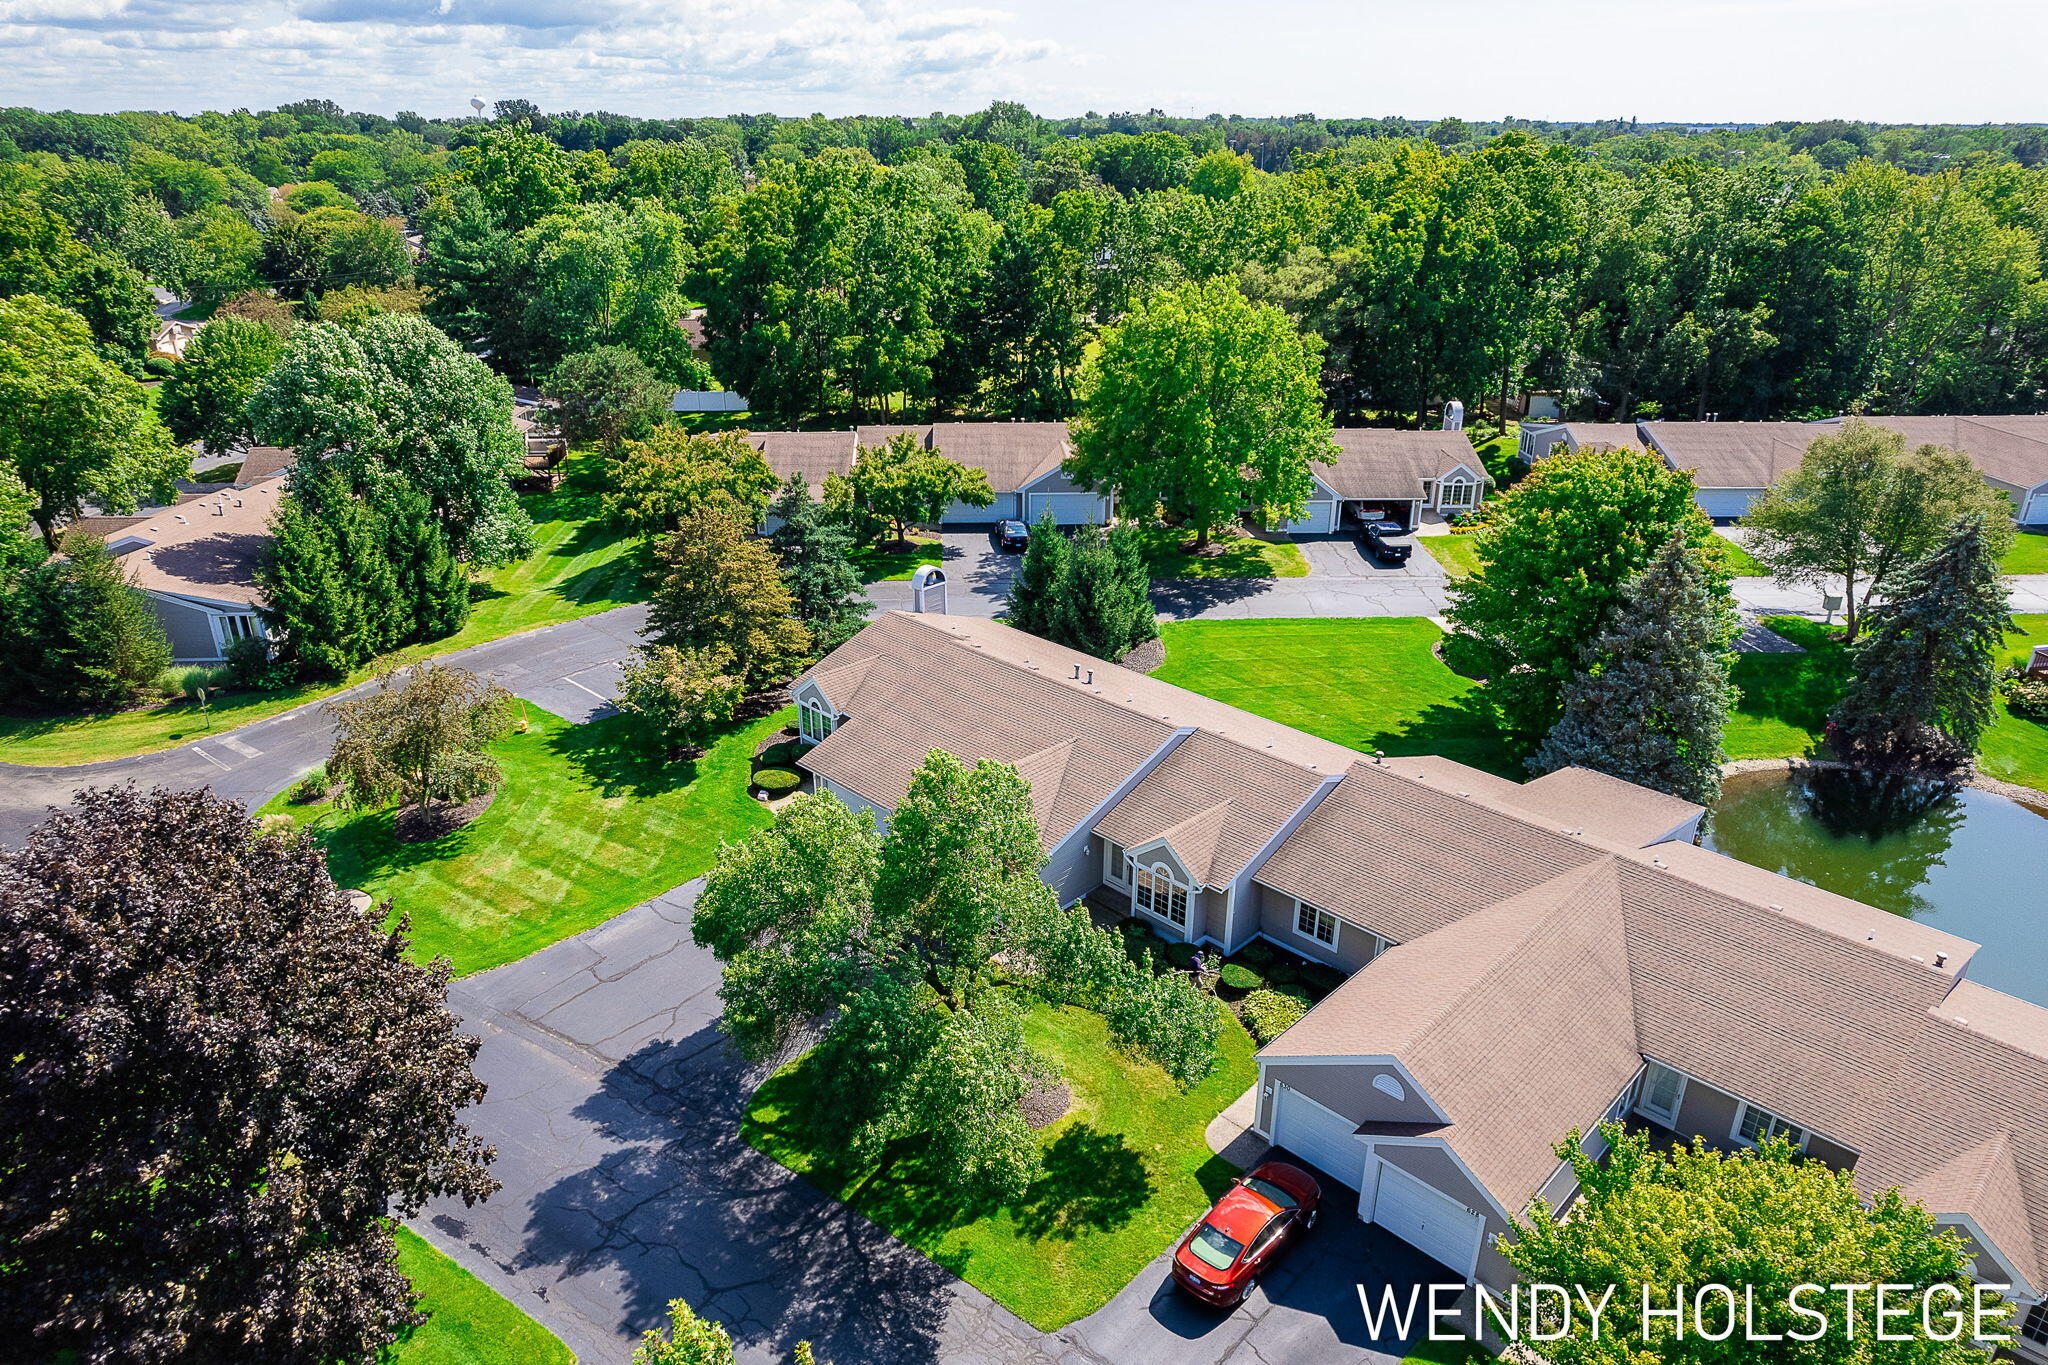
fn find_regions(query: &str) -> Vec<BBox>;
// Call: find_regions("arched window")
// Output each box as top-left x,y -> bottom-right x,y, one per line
1131,860 -> 1189,928
798,699 -> 836,744
1438,475 -> 1480,512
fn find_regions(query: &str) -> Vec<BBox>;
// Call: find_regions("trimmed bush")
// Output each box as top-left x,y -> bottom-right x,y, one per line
1264,957 -> 1300,986
1163,941 -> 1199,970
754,739 -> 804,768
1234,939 -> 1277,969
751,766 -> 803,797
1216,961 -> 1263,994
1239,989 -> 1307,1046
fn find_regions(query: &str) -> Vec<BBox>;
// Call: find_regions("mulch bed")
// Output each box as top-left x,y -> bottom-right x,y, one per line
1120,637 -> 1166,674
391,792 -> 495,844
1020,1080 -> 1072,1130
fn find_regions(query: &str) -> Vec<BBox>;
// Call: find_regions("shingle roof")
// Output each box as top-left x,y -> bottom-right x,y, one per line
748,430 -> 858,492
69,481 -> 283,607
1320,429 -> 1478,501
1557,422 -> 1650,453
752,423 -> 1076,497
1266,862 -> 1643,1208
235,446 -> 296,485
1643,422 -> 1823,488
799,612 -> 2048,1274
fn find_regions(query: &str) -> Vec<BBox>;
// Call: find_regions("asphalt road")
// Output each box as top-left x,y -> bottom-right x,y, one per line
0,605 -> 648,848
417,880 -> 1438,1365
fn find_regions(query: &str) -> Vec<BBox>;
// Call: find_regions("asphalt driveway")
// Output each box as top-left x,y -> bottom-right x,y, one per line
415,880 -> 1443,1365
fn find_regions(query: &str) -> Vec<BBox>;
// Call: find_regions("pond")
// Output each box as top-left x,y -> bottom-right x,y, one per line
1705,768 -> 2048,1007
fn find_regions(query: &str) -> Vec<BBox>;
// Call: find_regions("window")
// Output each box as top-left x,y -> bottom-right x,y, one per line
798,700 -> 836,743
1439,477 -> 1480,511
1295,900 -> 1338,946
1133,862 -> 1188,927
1733,1103 -> 1806,1150
2022,1302 -> 2048,1347
220,614 -> 258,641
1637,1061 -> 1686,1125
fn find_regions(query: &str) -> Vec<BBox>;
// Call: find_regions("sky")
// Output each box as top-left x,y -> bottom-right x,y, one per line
2,0 -> 2044,125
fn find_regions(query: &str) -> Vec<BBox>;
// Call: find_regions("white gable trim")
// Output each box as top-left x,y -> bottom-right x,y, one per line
1363,1136 -> 1516,1226
1043,727 -> 1196,903
1260,1054 -> 1456,1128
1940,1212 -> 2040,1302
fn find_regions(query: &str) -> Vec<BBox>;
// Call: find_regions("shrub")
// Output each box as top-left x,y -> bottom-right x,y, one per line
1216,961 -> 1263,993
287,766 -> 330,805
1239,989 -> 1307,1046
160,663 -> 230,698
752,766 -> 803,797
223,636 -> 293,692
755,739 -> 803,769
1163,941 -> 1199,970
1235,939 -> 1277,969
2000,668 -> 2048,721
1264,957 -> 1299,986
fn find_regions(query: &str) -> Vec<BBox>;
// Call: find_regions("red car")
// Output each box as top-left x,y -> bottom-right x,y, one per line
1170,1161 -> 1323,1306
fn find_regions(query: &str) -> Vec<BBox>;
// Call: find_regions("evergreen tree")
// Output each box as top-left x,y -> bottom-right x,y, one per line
1828,517 -> 2013,775
1003,510 -> 1069,639
1532,535 -> 1738,805
369,475 -> 471,643
1109,521 -> 1158,651
257,464 -> 361,679
1053,525 -> 1130,660
0,534 -> 170,708
766,476 -> 866,653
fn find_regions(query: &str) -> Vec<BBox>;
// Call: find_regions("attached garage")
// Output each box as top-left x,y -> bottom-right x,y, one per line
941,493 -> 1017,524
1695,487 -> 1762,521
1365,1157 -> 1486,1277
1026,490 -> 1111,525
1270,1084 -> 1365,1190
1280,499 -> 1338,535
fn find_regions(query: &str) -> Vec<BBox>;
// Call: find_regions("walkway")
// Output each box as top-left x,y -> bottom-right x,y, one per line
417,883 -> 1432,1365
0,606 -> 647,848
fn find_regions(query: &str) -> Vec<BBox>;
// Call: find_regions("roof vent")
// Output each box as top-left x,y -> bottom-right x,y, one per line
1769,903 -> 1784,911
1935,952 -> 1949,967
1071,665 -> 1081,679
1372,751 -> 1383,764
1084,669 -> 1094,684
231,498 -> 243,507
174,514 -> 187,523
212,502 -> 224,515
1867,933 -> 1877,941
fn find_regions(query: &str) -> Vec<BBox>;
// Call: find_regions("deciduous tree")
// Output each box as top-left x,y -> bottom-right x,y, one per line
602,428 -> 779,541
0,293 -> 184,546
157,315 -> 282,452
541,345 -> 671,457
0,785 -> 496,1365
1069,278 -> 1334,548
1503,1125 -> 1988,1365
1532,534 -> 1737,804
843,430 -> 994,545
1744,419 -> 2014,638
326,662 -> 516,812
1447,445 -> 1725,748
646,507 -> 811,689
616,643 -> 745,758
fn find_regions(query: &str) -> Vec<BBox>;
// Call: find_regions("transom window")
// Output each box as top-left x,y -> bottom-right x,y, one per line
1295,901 -> 1338,946
1132,862 -> 1188,927
1733,1102 -> 1806,1149
798,700 -> 836,743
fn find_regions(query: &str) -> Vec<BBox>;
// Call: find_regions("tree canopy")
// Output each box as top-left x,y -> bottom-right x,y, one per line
602,426 -> 779,541
1068,278 -> 1334,547
0,786 -> 496,1365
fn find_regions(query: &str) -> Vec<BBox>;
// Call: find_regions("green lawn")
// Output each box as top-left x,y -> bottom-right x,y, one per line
743,999 -> 1258,1332
1152,615 -> 2048,798
1132,527 -> 1309,579
1152,618 -> 1519,777
0,453 -> 642,767
1419,534 -> 1485,578
2006,529 -> 2048,574
1711,534 -> 1770,576
390,1227 -> 574,1365
850,532 -> 944,582
262,706 -> 789,976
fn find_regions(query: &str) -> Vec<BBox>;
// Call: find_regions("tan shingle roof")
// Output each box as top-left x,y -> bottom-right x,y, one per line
924,422 -> 1073,490
749,430 -> 858,492
1644,422 -> 1822,489
79,482 -> 283,607
1320,429 -> 1478,501
1496,766 -> 1705,848
1267,861 -> 1643,1208
235,446 -> 296,485
1094,729 -> 1329,886
1860,415 -> 2048,492
1557,422 -> 1649,453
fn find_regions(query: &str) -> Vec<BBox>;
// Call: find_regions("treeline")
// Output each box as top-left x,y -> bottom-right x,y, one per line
8,98 -> 2048,425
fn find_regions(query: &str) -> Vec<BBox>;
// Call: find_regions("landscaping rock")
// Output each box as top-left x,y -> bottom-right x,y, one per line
1120,636 -> 1165,673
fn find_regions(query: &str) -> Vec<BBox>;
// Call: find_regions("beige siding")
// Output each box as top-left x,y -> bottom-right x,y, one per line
1254,880 -> 1383,972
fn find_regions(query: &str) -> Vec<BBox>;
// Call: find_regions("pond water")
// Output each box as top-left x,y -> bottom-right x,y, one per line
1704,769 -> 2048,1007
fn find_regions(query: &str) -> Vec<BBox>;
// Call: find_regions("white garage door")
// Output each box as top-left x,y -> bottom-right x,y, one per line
1369,1159 -> 1484,1276
1272,1085 -> 1364,1190
941,493 -> 1017,524
1027,491 -> 1108,525
1282,500 -> 1337,535
1696,488 -> 1759,521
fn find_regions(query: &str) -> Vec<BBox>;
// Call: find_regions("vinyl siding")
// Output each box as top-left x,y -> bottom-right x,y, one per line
152,594 -> 225,662
1254,880 -> 1383,972
1256,1059 -> 1443,1133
